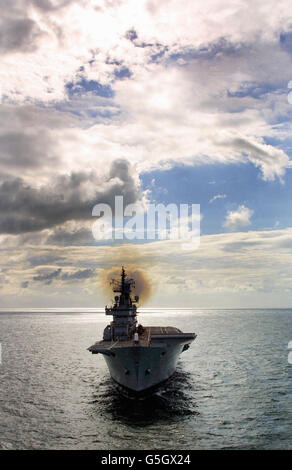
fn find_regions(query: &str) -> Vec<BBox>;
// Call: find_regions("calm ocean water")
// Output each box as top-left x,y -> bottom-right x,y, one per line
0,308 -> 291,450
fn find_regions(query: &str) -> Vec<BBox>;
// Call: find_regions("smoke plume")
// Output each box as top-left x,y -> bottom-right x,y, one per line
98,264 -> 152,304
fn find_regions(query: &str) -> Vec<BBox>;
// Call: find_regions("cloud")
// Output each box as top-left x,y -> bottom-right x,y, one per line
0,130 -> 58,170
0,1 -> 291,183
1,0 -> 292,308
45,226 -> 93,245
65,78 -> 114,98
209,194 -> 227,204
0,159 -> 140,234
27,253 -> 66,266
32,266 -> 95,284
0,104 -> 80,179
0,0 -> 75,54
228,136 -> 290,182
0,17 -> 44,54
2,227 -> 292,307
30,0 -> 75,12
33,267 -> 61,283
60,268 -> 95,280
224,205 -> 254,230
0,0 -> 52,55
21,281 -> 29,288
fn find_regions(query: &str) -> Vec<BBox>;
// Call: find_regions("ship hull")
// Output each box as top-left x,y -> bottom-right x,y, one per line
103,337 -> 192,392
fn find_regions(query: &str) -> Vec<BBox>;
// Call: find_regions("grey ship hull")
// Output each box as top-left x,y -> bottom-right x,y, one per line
89,327 -> 196,392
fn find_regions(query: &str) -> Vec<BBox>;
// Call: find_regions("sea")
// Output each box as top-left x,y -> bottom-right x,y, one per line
0,308 -> 291,450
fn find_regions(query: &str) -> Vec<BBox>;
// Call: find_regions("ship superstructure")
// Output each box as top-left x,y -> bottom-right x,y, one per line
103,267 -> 139,342
88,267 -> 196,392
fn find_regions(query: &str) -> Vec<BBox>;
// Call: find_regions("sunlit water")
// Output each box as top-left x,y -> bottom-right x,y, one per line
0,308 -> 291,449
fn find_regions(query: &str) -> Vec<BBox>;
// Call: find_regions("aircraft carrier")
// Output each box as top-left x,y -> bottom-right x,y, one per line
88,267 -> 196,392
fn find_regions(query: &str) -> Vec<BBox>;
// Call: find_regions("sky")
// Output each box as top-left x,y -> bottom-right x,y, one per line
1,0 -> 292,307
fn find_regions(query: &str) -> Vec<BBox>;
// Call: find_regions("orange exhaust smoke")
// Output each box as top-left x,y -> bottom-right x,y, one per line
98,265 -> 152,304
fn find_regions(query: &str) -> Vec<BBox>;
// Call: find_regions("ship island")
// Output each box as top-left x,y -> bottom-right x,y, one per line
88,267 -> 197,392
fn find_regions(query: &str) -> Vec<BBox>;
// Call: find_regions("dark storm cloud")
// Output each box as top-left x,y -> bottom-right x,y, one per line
0,159 -> 140,235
